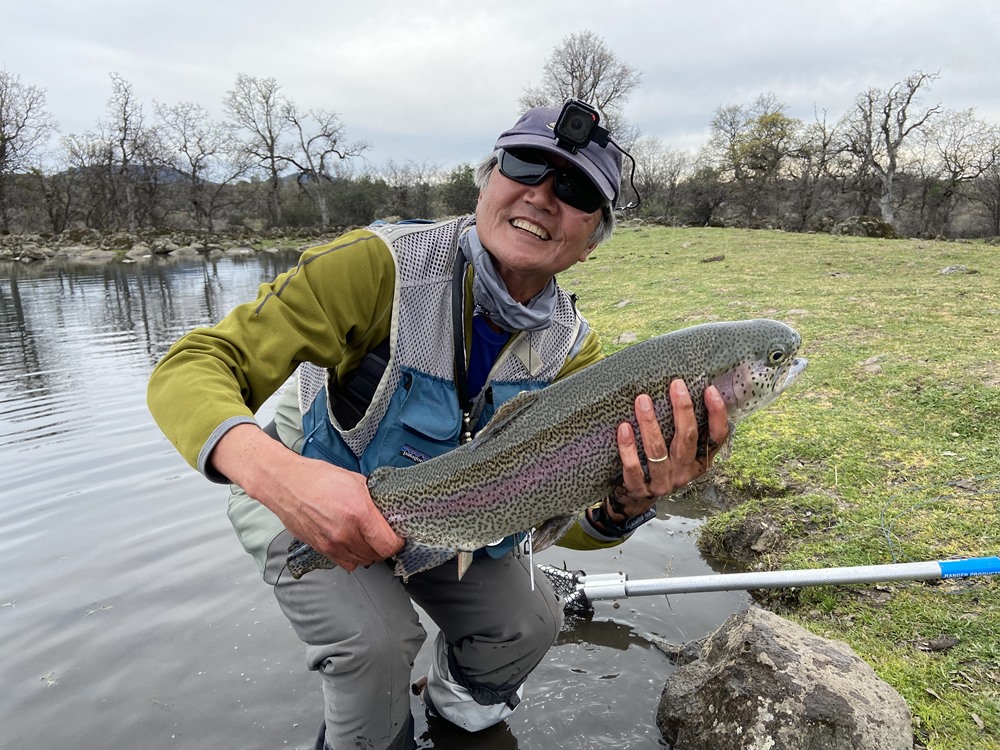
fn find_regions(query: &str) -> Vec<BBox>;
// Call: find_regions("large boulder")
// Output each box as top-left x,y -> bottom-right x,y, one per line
656,608 -> 912,750
831,215 -> 900,239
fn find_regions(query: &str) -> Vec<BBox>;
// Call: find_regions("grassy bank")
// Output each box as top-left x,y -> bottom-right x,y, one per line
560,225 -> 999,750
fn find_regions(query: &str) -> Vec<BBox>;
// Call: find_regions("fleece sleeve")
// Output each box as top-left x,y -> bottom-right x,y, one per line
147,229 -> 396,479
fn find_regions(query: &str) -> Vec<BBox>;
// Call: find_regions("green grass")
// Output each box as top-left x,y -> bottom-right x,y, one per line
562,225 -> 1000,750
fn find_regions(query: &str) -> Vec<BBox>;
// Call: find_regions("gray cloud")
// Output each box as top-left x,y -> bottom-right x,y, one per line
3,0 -> 998,169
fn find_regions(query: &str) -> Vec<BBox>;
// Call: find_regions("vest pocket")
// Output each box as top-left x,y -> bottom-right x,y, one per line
364,369 -> 461,470
300,389 -> 363,471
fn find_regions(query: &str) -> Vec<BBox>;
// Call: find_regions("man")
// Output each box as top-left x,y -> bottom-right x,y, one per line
147,104 -> 730,750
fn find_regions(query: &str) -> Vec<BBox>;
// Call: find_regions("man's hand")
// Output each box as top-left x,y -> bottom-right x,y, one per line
211,424 -> 403,572
611,380 -> 729,520
275,455 -> 404,571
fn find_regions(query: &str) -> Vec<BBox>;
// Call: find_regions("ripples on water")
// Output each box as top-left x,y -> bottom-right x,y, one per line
0,254 -> 747,750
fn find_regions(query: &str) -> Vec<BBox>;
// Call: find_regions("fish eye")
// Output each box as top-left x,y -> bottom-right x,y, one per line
767,347 -> 788,365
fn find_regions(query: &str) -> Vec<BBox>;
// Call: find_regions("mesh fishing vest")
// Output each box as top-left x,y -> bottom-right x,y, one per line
296,217 -> 587,461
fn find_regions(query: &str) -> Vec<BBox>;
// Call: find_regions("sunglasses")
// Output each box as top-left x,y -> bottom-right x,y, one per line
497,148 -> 607,214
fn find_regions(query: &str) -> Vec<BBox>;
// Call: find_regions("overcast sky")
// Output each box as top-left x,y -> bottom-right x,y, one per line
3,0 -> 998,172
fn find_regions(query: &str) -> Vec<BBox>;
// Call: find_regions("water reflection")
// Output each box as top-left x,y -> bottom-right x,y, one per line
0,253 -> 300,450
0,252 -> 748,750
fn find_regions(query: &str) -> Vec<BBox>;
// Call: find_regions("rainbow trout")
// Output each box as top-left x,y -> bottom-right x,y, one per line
286,319 -> 806,580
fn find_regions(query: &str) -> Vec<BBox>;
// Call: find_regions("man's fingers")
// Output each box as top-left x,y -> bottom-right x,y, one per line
635,394 -> 669,463
616,422 -> 644,486
324,539 -> 385,572
305,511 -> 402,571
361,516 -> 406,560
668,379 -> 700,462
704,385 -> 730,455
615,381 -> 732,511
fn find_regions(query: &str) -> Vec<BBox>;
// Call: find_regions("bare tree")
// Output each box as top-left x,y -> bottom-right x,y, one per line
630,137 -> 689,220
707,94 -> 801,227
840,71 -> 941,227
104,72 -> 149,231
786,109 -> 844,231
520,30 -> 641,140
63,73 -> 169,232
282,105 -> 367,227
0,69 -> 56,233
155,100 -> 249,230
57,75 -> 165,232
382,160 -> 439,219
224,74 -> 291,227
916,109 -> 996,235
29,166 -> 74,233
61,129 -> 118,229
970,127 -> 1000,236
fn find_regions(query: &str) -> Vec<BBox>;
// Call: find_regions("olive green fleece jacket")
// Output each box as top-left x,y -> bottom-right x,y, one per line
147,225 -> 624,551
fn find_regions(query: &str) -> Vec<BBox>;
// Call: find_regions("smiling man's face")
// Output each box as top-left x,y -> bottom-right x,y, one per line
475,155 -> 603,304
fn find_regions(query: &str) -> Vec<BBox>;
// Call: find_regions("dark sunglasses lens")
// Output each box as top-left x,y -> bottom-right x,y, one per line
553,173 -> 605,213
499,149 -> 606,213
499,150 -> 548,183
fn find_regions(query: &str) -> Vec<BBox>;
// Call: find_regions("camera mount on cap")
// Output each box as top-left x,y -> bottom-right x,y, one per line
554,99 -> 610,153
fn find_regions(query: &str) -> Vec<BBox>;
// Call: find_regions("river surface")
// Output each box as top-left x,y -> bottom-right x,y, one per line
0,253 -> 747,750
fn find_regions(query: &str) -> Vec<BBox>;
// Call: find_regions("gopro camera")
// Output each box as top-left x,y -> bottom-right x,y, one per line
554,99 -> 607,152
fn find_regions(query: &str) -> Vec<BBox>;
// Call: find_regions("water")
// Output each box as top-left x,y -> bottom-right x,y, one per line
0,253 -> 748,750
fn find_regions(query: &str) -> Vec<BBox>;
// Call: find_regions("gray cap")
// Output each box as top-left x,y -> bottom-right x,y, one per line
494,106 -> 623,206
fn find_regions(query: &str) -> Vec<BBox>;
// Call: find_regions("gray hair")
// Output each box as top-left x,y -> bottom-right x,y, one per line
474,150 -> 616,246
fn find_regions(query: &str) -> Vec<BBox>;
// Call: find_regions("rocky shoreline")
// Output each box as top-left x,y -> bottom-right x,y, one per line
0,228 -> 343,264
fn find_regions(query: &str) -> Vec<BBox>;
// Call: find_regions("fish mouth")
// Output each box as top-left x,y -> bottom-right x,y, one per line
511,218 -> 550,240
776,357 -> 808,393
745,356 -> 808,414
754,356 -> 808,403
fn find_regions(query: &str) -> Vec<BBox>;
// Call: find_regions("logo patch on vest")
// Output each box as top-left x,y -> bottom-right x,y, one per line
399,444 -> 430,464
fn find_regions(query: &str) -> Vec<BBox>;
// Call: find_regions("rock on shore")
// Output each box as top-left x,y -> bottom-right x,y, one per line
656,607 -> 913,750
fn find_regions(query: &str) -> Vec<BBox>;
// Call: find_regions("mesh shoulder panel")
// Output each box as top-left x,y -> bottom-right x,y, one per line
297,218 -> 472,457
489,291 -> 581,381
297,361 -> 328,416
390,219 -> 471,381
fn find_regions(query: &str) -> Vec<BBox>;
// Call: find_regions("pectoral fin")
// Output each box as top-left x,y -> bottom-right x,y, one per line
393,540 -> 458,580
532,514 -> 579,552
